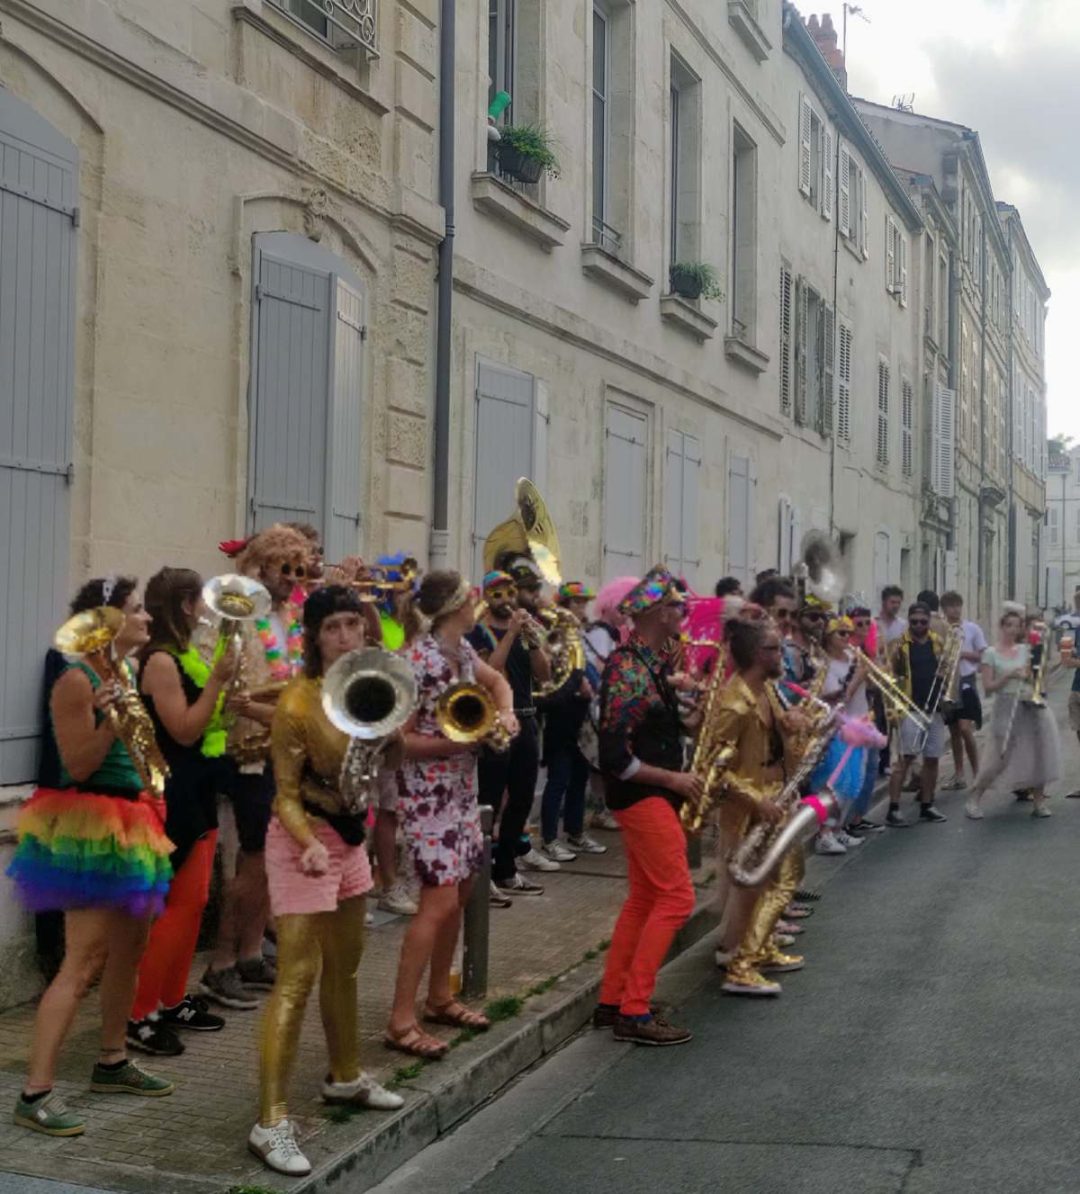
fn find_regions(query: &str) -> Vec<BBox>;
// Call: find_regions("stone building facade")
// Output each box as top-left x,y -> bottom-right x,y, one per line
1044,448 -> 1080,611
0,0 -> 443,791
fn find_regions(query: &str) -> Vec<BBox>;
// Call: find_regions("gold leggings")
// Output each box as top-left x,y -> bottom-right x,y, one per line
730,845 -> 802,971
259,897 -> 366,1125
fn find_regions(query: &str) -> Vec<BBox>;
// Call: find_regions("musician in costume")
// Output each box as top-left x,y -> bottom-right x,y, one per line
467,566 -> 552,897
592,567 -> 701,1047
539,583 -> 607,861
709,621 -> 802,997
9,578 -> 174,1137
885,602 -> 950,826
250,586 -> 403,1178
202,524 -> 312,1010
964,605 -> 1060,820
385,571 -> 516,1059
783,592 -> 828,686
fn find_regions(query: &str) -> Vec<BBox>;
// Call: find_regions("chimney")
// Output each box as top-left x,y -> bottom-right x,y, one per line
807,12 -> 848,91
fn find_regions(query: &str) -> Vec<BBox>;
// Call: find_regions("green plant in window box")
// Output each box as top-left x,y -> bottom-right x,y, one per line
495,124 -> 561,184
669,262 -> 724,302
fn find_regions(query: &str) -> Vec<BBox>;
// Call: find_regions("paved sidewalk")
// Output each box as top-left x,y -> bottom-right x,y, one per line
0,824 -> 720,1194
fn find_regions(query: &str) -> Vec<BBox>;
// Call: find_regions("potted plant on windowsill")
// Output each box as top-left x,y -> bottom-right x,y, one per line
669,262 -> 724,302
494,124 -> 560,185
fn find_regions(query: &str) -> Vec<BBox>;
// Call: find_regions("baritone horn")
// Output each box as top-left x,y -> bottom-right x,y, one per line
202,574 -> 272,672
792,530 -> 845,606
482,478 -> 563,585
436,683 -> 512,753
323,647 -> 418,811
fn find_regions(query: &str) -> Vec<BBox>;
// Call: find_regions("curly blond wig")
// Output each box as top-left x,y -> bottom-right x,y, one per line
235,524 -> 313,579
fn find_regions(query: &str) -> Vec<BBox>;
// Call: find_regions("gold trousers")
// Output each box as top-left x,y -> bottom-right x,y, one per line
729,845 -> 801,972
259,896 -> 366,1126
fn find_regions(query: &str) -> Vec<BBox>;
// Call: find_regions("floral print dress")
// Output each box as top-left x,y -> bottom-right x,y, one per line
395,634 -> 485,887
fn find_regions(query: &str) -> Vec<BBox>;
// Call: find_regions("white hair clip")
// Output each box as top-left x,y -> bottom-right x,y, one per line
101,574 -> 117,605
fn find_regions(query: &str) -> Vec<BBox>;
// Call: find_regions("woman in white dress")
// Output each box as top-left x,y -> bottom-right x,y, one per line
965,606 -> 1060,820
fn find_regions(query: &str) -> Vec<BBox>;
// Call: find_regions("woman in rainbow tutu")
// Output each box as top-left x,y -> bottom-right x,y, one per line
8,577 -> 175,1138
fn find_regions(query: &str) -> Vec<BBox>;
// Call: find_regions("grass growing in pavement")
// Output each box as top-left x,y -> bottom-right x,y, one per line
225,1186 -> 279,1194
484,995 -> 524,1022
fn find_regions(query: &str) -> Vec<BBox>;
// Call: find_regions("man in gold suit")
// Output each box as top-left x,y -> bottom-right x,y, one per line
712,620 -> 807,997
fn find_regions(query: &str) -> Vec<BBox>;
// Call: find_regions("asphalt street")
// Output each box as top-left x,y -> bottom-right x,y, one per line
374,684 -> 1080,1194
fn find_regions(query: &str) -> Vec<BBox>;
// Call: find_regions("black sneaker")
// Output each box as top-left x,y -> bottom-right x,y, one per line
236,956 -> 277,990
793,888 -> 822,902
885,809 -> 909,828
919,805 -> 948,823
161,995 -> 225,1032
127,1015 -> 184,1057
198,965 -> 259,1010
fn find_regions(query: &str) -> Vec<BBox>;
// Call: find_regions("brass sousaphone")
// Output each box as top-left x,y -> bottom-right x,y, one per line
482,478 -> 563,585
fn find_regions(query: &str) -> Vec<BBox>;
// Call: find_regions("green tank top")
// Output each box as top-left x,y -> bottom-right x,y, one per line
55,660 -> 143,792
380,612 -> 406,651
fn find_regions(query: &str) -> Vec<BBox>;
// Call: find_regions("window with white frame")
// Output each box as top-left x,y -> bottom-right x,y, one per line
664,429 -> 701,584
603,402 -> 649,580
885,216 -> 907,306
794,280 -> 832,433
730,122 -> 757,339
838,145 -> 869,258
669,55 -> 701,272
779,263 -> 793,415
924,235 -> 935,338
589,2 -> 633,252
938,251 -> 948,347
1049,505 -> 1060,546
488,0 -> 515,116
837,319 -> 853,443
901,376 -> 914,477
798,95 -> 834,220
876,358 -> 891,468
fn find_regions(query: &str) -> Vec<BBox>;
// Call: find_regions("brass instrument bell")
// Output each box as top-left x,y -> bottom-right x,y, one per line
482,478 -> 563,585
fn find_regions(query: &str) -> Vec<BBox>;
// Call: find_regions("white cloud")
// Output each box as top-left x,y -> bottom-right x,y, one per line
842,0 -> 1080,437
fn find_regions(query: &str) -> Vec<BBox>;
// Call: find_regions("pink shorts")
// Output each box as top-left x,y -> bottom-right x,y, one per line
265,816 -> 373,916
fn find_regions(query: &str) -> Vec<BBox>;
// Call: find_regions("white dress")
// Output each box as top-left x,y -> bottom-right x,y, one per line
976,644 -> 1061,792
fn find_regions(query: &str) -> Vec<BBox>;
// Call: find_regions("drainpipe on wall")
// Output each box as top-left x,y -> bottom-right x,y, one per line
1005,218 -> 1016,600
976,199 -> 989,621
947,243 -> 960,565
429,0 -> 455,571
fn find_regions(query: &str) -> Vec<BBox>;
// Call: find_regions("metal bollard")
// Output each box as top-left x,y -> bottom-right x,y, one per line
462,804 -> 493,999
686,833 -> 702,872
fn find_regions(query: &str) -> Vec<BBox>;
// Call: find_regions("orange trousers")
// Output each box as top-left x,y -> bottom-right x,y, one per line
131,832 -> 217,1020
598,798 -> 695,1016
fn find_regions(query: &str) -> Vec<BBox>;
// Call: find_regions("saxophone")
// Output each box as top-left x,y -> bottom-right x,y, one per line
726,681 -> 837,887
681,643 -> 734,834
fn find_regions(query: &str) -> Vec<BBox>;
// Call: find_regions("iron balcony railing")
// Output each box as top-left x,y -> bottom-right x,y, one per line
272,0 -> 377,57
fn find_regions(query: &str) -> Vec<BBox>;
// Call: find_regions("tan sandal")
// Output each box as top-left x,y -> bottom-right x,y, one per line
383,1023 -> 448,1060
423,1000 -> 491,1031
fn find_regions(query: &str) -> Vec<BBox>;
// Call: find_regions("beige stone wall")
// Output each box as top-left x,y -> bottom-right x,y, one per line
0,0 -> 441,587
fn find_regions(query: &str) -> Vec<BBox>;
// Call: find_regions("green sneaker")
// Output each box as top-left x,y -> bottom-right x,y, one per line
14,1091 -> 85,1136
90,1060 -> 174,1097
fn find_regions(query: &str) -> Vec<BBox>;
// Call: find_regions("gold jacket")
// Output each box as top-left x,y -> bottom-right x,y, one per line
711,675 -> 786,834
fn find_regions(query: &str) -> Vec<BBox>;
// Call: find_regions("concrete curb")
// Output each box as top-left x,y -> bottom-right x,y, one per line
281,896 -> 721,1194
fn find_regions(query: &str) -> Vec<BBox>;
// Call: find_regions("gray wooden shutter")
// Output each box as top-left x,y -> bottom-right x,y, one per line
0,95 -> 78,784
249,244 -> 331,533
664,429 -> 700,585
603,404 -> 648,581
726,454 -> 753,587
326,278 -> 365,561
473,360 -> 535,578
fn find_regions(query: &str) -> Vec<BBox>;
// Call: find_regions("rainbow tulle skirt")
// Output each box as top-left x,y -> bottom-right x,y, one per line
7,788 -> 173,918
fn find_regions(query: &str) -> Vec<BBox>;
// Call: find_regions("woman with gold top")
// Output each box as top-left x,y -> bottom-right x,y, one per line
249,585 -> 403,1178
384,571 -> 517,1060
9,577 -> 174,1138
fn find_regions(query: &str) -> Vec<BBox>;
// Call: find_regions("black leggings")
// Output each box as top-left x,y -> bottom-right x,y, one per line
478,715 -> 540,883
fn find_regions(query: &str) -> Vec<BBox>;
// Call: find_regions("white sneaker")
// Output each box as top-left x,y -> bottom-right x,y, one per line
540,840 -> 577,863
248,1119 -> 311,1176
378,883 -> 419,916
591,810 -> 620,831
815,830 -> 847,856
714,946 -> 733,968
322,1072 -> 404,1111
567,833 -> 608,855
964,800 -> 984,820
835,831 -> 864,848
520,847 -> 560,872
1032,804 -> 1052,818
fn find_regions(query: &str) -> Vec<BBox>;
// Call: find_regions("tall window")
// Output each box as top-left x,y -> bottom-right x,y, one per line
779,264 -> 793,415
901,377 -> 914,477
938,251 -> 948,347
592,3 -> 611,246
669,55 -> 701,270
489,0 -> 515,117
876,359 -> 891,468
838,146 -> 868,257
730,123 -> 757,338
837,321 -> 853,443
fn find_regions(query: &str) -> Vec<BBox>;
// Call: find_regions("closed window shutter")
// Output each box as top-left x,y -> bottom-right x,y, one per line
664,429 -> 684,573
679,433 -> 701,586
931,382 -> 956,498
860,165 -> 870,258
837,322 -> 852,443
726,454 -> 754,587
822,304 -> 836,436
822,127 -> 834,219
794,279 -> 807,425
798,94 -> 812,197
876,360 -> 890,467
901,377 -> 914,478
779,264 -> 793,415
473,360 -> 535,578
250,247 -> 332,533
326,279 -> 365,562
0,95 -> 77,784
885,216 -> 896,291
899,231 -> 908,307
838,146 -> 851,235
603,404 -> 648,580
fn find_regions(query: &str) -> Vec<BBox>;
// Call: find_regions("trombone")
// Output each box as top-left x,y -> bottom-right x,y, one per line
858,649 -> 930,733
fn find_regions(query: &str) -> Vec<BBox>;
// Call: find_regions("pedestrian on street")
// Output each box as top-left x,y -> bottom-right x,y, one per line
965,605 -> 1060,820
876,585 -> 907,777
939,592 -> 987,791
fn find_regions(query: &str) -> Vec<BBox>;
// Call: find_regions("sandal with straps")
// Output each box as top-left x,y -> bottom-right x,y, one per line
423,1000 -> 491,1031
383,1023 -> 448,1060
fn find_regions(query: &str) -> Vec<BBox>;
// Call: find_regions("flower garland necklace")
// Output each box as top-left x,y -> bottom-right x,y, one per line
256,608 -> 304,680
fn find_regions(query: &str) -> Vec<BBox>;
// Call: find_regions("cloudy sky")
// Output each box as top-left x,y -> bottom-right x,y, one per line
842,0 -> 1078,439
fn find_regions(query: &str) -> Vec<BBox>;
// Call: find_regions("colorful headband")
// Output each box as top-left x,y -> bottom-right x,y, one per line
558,582 -> 595,601
482,570 -> 516,593
618,566 -> 681,617
430,578 -> 473,622
826,615 -> 855,636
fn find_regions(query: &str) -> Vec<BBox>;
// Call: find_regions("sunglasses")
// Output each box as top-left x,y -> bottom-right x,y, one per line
834,629 -> 852,637
853,619 -> 870,628
909,619 -> 929,627
772,608 -> 793,620
803,611 -> 826,622
280,562 -> 307,579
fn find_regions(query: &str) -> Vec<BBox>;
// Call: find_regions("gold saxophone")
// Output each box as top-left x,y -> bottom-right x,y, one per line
726,681 -> 838,887
681,642 -> 734,834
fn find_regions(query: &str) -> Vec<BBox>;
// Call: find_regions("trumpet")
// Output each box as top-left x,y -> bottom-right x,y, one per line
322,647 -> 418,811
436,683 -> 512,753
54,608 -> 170,798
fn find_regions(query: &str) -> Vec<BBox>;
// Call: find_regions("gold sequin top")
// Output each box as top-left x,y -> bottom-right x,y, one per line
712,675 -> 787,833
270,676 -> 350,847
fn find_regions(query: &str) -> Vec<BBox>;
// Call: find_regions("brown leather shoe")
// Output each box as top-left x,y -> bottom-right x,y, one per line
592,1001 -> 666,1029
612,1015 -> 692,1046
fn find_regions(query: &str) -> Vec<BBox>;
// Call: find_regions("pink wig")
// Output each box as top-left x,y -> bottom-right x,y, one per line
594,576 -> 640,640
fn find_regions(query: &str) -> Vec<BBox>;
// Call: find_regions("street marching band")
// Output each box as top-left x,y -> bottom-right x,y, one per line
7,479 -> 1073,1175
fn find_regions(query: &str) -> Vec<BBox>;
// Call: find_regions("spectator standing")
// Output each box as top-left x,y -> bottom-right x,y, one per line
939,592 -> 987,791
